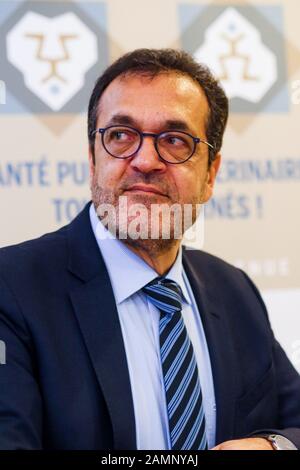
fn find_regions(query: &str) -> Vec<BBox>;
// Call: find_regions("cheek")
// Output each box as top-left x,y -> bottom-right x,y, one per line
171,167 -> 203,202
94,155 -> 128,187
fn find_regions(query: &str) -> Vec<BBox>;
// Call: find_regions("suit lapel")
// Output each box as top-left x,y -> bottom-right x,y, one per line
67,203 -> 136,450
183,249 -> 238,445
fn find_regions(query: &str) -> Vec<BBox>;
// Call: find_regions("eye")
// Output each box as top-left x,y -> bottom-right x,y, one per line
167,136 -> 185,146
110,130 -> 129,141
161,133 -> 190,148
107,127 -> 138,144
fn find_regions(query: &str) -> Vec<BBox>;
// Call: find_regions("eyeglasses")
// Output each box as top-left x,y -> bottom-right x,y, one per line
92,125 -> 214,164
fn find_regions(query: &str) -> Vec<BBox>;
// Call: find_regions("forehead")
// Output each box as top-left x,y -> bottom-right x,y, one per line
96,72 -> 209,133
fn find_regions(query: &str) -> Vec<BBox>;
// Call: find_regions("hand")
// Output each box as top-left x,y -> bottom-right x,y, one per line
211,437 -> 274,450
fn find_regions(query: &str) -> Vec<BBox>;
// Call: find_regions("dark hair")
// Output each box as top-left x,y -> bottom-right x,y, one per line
88,48 -> 228,165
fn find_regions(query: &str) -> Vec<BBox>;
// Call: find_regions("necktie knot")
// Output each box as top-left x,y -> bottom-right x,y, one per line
142,277 -> 183,317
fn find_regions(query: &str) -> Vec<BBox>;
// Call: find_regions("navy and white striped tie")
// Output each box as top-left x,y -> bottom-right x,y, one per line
143,277 -> 207,450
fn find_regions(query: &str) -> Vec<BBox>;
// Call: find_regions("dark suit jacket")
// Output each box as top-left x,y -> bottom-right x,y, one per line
0,202 -> 300,450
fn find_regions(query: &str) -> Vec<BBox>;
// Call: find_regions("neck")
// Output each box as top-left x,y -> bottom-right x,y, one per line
122,239 -> 181,276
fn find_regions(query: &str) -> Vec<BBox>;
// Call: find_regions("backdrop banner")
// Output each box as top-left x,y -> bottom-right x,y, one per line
1,0 -> 299,370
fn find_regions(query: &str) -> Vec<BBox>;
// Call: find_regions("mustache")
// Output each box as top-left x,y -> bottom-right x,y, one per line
120,175 -> 171,196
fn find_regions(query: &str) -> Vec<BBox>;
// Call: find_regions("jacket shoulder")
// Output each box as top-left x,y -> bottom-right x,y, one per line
0,224 -> 69,280
183,247 -> 241,278
183,247 -> 268,311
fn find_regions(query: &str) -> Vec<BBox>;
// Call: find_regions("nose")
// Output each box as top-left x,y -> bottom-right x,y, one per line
129,135 -> 166,174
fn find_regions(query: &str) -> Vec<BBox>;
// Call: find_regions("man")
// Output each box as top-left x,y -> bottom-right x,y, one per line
0,49 -> 300,450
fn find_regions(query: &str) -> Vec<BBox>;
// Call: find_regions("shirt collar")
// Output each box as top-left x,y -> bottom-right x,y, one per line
89,203 -> 192,306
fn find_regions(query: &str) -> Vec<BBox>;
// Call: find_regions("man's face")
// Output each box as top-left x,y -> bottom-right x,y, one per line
89,72 -> 220,251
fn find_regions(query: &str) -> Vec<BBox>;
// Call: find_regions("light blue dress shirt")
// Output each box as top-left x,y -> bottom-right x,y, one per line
89,204 -> 216,450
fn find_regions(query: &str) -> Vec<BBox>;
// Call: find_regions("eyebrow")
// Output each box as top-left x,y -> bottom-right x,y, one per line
106,114 -> 135,127
105,113 -> 195,134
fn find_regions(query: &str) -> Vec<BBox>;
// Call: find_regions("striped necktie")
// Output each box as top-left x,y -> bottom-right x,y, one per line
143,277 -> 207,450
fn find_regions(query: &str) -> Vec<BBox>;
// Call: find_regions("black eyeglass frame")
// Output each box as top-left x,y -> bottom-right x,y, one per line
91,125 -> 214,164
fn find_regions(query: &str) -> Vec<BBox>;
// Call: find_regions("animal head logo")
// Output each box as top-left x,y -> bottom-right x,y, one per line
194,7 -> 277,103
6,11 -> 98,111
